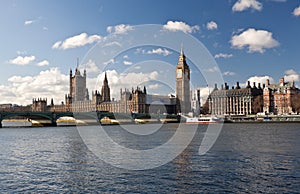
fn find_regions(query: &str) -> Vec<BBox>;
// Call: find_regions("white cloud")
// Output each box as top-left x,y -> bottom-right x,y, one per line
107,24 -> 133,34
17,50 -> 27,55
0,67 -> 69,105
147,48 -> 172,56
80,60 -> 100,74
0,67 -> 161,105
207,66 -> 219,73
36,60 -> 49,67
103,59 -> 115,66
148,84 -> 161,89
206,21 -> 218,30
247,75 -> 274,87
123,55 -> 129,59
293,6 -> 300,16
52,33 -> 101,50
163,21 -> 200,33
284,69 -> 300,82
123,60 -> 133,65
231,28 -> 279,53
24,20 -> 34,25
103,41 -> 122,47
232,0 -> 263,12
135,48 -> 146,54
223,71 -> 236,76
214,53 -> 233,59
92,70 -> 159,99
9,55 -> 36,65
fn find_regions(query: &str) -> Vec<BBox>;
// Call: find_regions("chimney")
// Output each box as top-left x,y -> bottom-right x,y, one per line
225,83 -> 228,90
266,79 -> 270,86
263,83 -> 266,88
221,84 -> 224,90
246,81 -> 251,88
258,83 -> 261,89
236,82 -> 241,89
253,82 -> 257,89
214,83 -> 218,90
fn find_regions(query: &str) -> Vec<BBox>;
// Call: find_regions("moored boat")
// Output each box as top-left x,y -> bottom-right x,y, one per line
186,116 -> 224,124
100,117 -> 120,125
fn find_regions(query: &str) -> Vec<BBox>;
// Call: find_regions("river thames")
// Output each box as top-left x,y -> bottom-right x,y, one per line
0,123 -> 299,193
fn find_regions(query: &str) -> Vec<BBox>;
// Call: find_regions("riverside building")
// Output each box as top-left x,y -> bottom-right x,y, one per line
263,77 -> 299,115
208,81 -> 263,116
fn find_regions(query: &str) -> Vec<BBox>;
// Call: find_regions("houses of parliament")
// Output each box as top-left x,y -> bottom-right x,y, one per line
3,46 -> 300,116
30,49 -> 192,114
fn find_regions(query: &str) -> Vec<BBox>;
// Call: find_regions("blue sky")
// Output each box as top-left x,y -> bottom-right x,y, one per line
0,0 -> 300,105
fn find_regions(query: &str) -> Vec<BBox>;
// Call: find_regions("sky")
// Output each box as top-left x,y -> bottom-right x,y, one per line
0,0 -> 300,105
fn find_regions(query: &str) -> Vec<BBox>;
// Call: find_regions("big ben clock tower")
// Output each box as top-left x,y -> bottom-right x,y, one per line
176,47 -> 191,113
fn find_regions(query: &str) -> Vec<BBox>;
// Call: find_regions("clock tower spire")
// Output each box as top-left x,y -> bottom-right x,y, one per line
176,46 -> 191,113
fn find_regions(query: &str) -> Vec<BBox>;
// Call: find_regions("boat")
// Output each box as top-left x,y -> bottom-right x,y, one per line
186,115 -> 224,124
2,119 -> 32,127
100,117 -> 120,125
56,116 -> 76,126
134,118 -> 148,124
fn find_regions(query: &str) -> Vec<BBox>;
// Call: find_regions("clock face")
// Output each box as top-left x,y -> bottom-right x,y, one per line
177,69 -> 182,78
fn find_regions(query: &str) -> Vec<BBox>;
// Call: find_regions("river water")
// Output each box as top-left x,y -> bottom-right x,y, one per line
0,123 -> 299,193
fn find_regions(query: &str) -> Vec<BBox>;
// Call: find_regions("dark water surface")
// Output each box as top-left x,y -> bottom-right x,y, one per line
0,123 -> 300,193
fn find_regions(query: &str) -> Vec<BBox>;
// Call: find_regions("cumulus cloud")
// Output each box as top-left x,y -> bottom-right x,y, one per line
24,20 -> 34,25
223,71 -> 236,76
232,0 -> 263,12
0,68 -> 69,105
9,55 -> 36,65
247,75 -> 274,87
0,66 -> 162,105
148,84 -> 162,89
293,6 -> 300,16
214,53 -> 233,59
80,60 -> 100,74
231,28 -> 279,53
103,41 -> 122,47
106,24 -> 133,34
147,48 -> 172,56
103,59 -> 115,66
284,69 -> 300,82
123,60 -> 133,65
206,66 -> 219,73
52,33 -> 101,50
92,70 -> 159,99
206,21 -> 218,30
163,21 -> 200,33
36,60 -> 49,66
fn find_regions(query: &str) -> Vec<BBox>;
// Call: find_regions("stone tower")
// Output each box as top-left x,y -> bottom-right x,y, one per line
101,72 -> 111,102
176,47 -> 191,113
69,67 -> 89,102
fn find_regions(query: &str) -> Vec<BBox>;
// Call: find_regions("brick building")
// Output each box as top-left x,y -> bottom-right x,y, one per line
263,77 -> 299,115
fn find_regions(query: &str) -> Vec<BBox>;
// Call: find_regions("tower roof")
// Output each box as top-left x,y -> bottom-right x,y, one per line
104,71 -> 108,83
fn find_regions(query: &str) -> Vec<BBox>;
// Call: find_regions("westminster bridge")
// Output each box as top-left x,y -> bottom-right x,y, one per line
0,111 -> 179,127
0,111 -> 114,128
